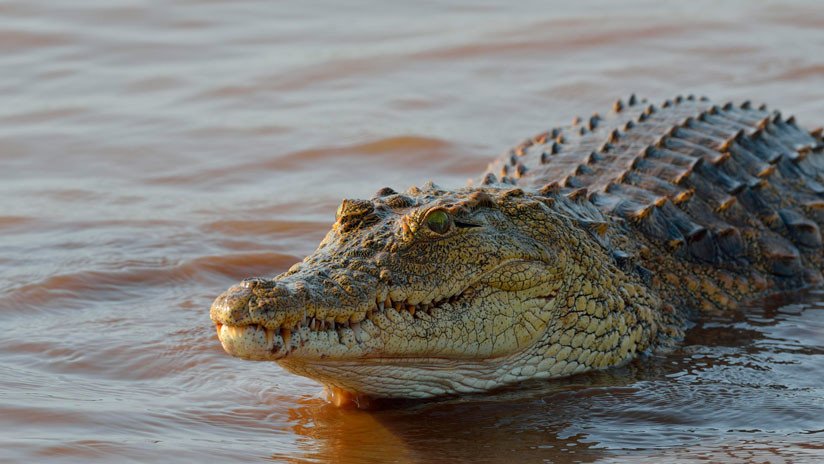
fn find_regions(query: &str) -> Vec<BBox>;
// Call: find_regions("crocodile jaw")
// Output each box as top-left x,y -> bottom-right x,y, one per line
212,260 -> 563,400
213,261 -> 558,348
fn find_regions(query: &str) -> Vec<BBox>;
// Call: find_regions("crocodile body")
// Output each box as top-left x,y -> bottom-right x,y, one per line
211,95 -> 823,407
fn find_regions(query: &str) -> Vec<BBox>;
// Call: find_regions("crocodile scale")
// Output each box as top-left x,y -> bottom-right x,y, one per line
211,95 -> 823,403
483,95 -> 823,301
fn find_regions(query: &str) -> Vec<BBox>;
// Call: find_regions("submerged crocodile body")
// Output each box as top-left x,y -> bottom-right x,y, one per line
211,95 -> 824,407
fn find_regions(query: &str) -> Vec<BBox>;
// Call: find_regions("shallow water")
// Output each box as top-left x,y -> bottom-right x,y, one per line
1,0 -> 823,462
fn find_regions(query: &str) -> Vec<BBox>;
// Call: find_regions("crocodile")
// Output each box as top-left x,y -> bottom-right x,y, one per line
210,95 -> 824,407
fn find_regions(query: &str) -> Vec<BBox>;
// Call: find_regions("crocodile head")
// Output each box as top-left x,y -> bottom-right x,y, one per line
210,185 -> 661,405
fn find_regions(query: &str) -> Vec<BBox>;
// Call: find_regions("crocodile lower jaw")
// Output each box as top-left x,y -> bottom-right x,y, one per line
215,321 -> 367,361
212,282 -> 484,361
214,321 -> 504,363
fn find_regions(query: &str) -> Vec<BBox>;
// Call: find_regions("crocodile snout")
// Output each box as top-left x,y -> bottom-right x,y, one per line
210,282 -> 254,328
210,279 -> 297,360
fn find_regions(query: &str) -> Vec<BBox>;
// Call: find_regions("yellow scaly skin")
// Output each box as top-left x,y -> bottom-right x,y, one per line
210,95 -> 823,405
211,188 -> 666,402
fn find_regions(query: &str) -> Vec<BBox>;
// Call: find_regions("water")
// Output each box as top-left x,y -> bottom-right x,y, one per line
1,0 -> 822,462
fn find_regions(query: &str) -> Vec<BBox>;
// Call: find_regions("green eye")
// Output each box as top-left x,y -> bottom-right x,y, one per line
425,210 -> 451,234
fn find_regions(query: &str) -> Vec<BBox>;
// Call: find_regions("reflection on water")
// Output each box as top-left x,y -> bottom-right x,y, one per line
1,0 -> 822,462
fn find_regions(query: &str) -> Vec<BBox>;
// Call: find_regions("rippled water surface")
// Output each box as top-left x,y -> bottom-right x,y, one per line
1,0 -> 823,462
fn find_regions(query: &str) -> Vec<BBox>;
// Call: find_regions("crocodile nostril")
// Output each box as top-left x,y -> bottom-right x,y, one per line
210,284 -> 254,324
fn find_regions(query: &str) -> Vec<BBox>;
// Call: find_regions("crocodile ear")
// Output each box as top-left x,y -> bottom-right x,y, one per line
454,220 -> 481,229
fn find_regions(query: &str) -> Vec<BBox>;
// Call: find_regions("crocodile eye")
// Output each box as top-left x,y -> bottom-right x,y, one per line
424,209 -> 451,234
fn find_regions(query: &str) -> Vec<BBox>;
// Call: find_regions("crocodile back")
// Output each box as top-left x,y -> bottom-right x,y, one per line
482,95 -> 824,304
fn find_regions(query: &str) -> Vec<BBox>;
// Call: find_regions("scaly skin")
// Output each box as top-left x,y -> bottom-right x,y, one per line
211,95 -> 823,406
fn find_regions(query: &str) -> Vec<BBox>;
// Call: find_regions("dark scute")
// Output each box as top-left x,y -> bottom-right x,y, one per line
717,227 -> 745,259
467,191 -> 497,209
375,187 -> 397,197
760,235 -> 803,276
482,173 -> 498,185
779,208 -> 823,248
381,194 -> 416,209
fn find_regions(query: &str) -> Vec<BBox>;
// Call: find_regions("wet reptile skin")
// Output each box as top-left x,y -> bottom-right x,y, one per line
211,95 -> 824,405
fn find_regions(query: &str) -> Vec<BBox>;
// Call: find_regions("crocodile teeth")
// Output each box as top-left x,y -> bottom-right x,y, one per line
226,325 -> 245,339
281,328 -> 292,349
351,322 -> 364,343
231,286 -> 472,350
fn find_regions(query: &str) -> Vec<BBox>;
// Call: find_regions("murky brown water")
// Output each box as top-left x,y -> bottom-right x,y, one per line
1,1 -> 823,462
